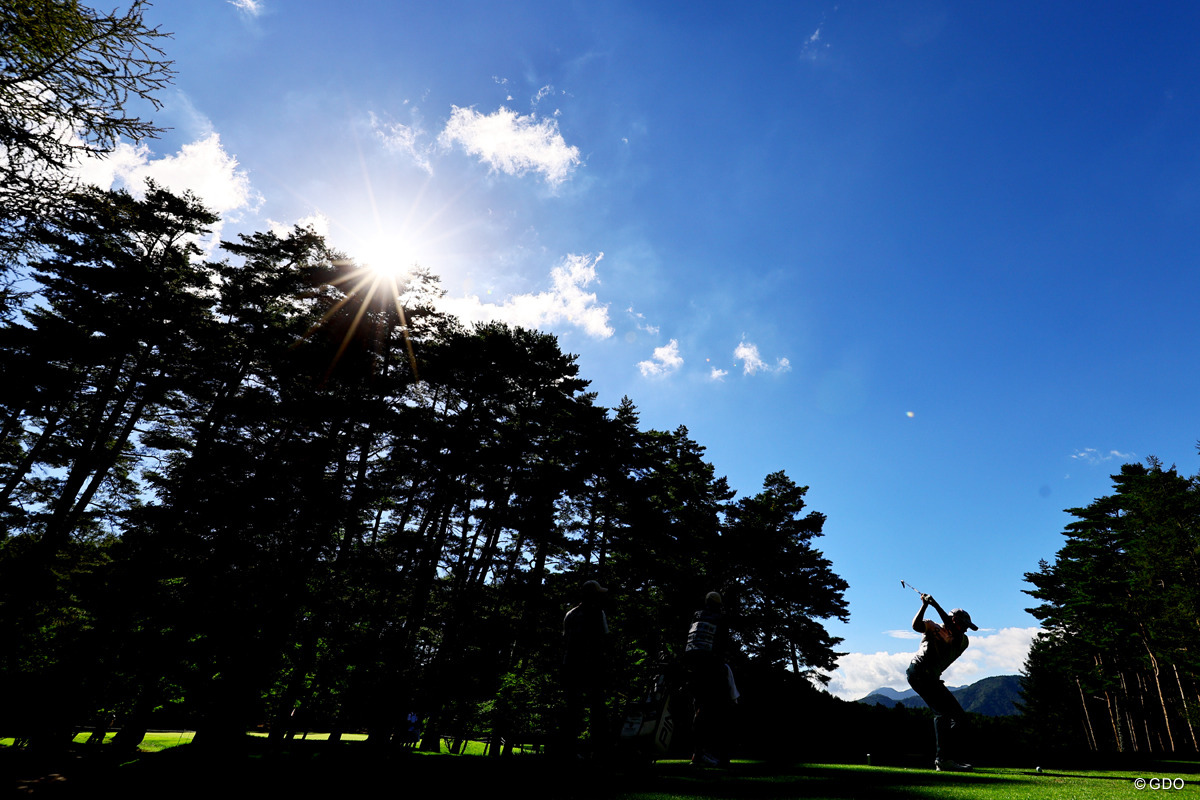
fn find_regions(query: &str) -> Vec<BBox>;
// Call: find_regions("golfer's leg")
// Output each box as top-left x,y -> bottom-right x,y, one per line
927,681 -> 965,762
907,672 -> 939,763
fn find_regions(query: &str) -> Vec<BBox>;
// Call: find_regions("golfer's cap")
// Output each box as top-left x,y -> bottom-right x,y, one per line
582,579 -> 608,594
950,608 -> 979,631
706,591 -> 723,606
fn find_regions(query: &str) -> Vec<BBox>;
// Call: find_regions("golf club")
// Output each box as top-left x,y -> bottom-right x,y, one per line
900,579 -> 924,597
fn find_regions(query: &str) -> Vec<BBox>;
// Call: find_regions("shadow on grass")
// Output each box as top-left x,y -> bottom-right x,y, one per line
4,740 -> 1198,799
614,761 -> 1014,800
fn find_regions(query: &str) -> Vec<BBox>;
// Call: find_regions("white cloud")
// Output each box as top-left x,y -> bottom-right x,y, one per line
638,339 -> 683,377
820,627 -> 1041,701
166,90 -> 216,140
72,140 -> 152,189
1071,448 -> 1135,465
371,113 -> 433,174
821,651 -> 913,701
439,105 -> 580,186
229,0 -> 264,17
73,133 -> 262,249
268,212 -> 330,239
884,629 -> 922,640
77,133 -> 260,216
710,367 -> 728,381
734,339 -> 791,376
802,16 -> 834,63
735,340 -> 767,374
436,253 -> 612,338
626,308 -> 659,335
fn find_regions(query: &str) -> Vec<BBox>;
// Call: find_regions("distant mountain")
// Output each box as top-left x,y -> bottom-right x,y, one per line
953,675 -> 1024,716
857,684 -> 965,707
857,675 -> 1022,716
858,688 -> 916,706
865,686 -> 918,702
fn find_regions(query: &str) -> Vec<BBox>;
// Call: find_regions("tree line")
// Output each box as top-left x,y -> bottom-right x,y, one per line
1,5 -> 851,750
22,1 -> 1200,764
1023,456 -> 1200,756
0,180 -> 850,750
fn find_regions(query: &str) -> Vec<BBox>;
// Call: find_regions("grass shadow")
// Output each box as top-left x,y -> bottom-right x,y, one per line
5,739 -> 1199,799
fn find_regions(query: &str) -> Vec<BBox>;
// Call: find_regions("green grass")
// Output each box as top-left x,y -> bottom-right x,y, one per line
246,731 -> 368,743
129,731 -> 196,751
4,731 -> 491,754
4,735 -> 1197,798
3,731 -> 197,751
606,762 -> 1198,800
67,731 -> 196,751
243,733 -> 502,754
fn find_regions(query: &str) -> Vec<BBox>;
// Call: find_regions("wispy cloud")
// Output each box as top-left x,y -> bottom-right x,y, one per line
492,76 -> 513,101
439,106 -> 580,186
1071,448 -> 1135,465
734,339 -> 791,376
437,253 -> 612,338
228,0 -> 264,17
627,308 -> 659,336
638,339 -> 683,377
801,25 -> 828,62
371,113 -> 433,174
709,367 -> 729,381
884,629 -> 922,640
268,212 -> 330,239
819,627 -> 1041,700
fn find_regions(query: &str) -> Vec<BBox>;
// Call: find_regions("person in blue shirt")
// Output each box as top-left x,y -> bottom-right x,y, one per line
906,592 -> 978,772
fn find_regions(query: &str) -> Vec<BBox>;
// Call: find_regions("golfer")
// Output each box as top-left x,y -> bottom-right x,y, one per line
906,592 -> 978,772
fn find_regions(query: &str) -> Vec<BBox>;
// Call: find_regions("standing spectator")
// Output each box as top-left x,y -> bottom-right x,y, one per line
562,579 -> 610,758
682,591 -> 737,766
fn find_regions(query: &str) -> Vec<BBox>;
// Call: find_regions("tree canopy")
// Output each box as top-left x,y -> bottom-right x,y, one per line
0,182 -> 851,751
1,0 -> 172,287
1023,456 -> 1200,755
0,4 -> 854,752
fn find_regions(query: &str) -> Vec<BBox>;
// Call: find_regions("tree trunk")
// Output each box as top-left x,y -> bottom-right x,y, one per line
0,403 -> 70,506
1077,677 -> 1097,751
1174,663 -> 1198,751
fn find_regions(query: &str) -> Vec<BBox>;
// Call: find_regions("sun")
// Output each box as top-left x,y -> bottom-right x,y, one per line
358,233 -> 420,280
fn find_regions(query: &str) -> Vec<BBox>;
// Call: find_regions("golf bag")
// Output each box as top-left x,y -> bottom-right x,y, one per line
618,655 -> 687,758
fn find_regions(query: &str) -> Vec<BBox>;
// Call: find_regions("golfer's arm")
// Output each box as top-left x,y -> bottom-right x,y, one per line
912,600 -> 931,632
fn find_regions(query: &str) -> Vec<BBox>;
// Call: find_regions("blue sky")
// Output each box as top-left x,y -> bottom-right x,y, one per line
82,1 -> 1200,699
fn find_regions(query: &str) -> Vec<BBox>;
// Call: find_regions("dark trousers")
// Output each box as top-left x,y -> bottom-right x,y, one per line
907,667 -> 966,761
563,665 -> 607,754
684,654 -> 732,760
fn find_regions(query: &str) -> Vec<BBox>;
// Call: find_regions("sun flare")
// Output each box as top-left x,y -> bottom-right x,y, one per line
359,234 -> 420,280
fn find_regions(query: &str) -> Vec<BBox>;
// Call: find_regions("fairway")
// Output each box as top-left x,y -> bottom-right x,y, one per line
606,763 -> 1198,800
8,741 -> 1198,799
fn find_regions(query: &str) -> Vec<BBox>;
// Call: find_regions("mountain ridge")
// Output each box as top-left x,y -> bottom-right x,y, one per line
857,675 -> 1022,716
